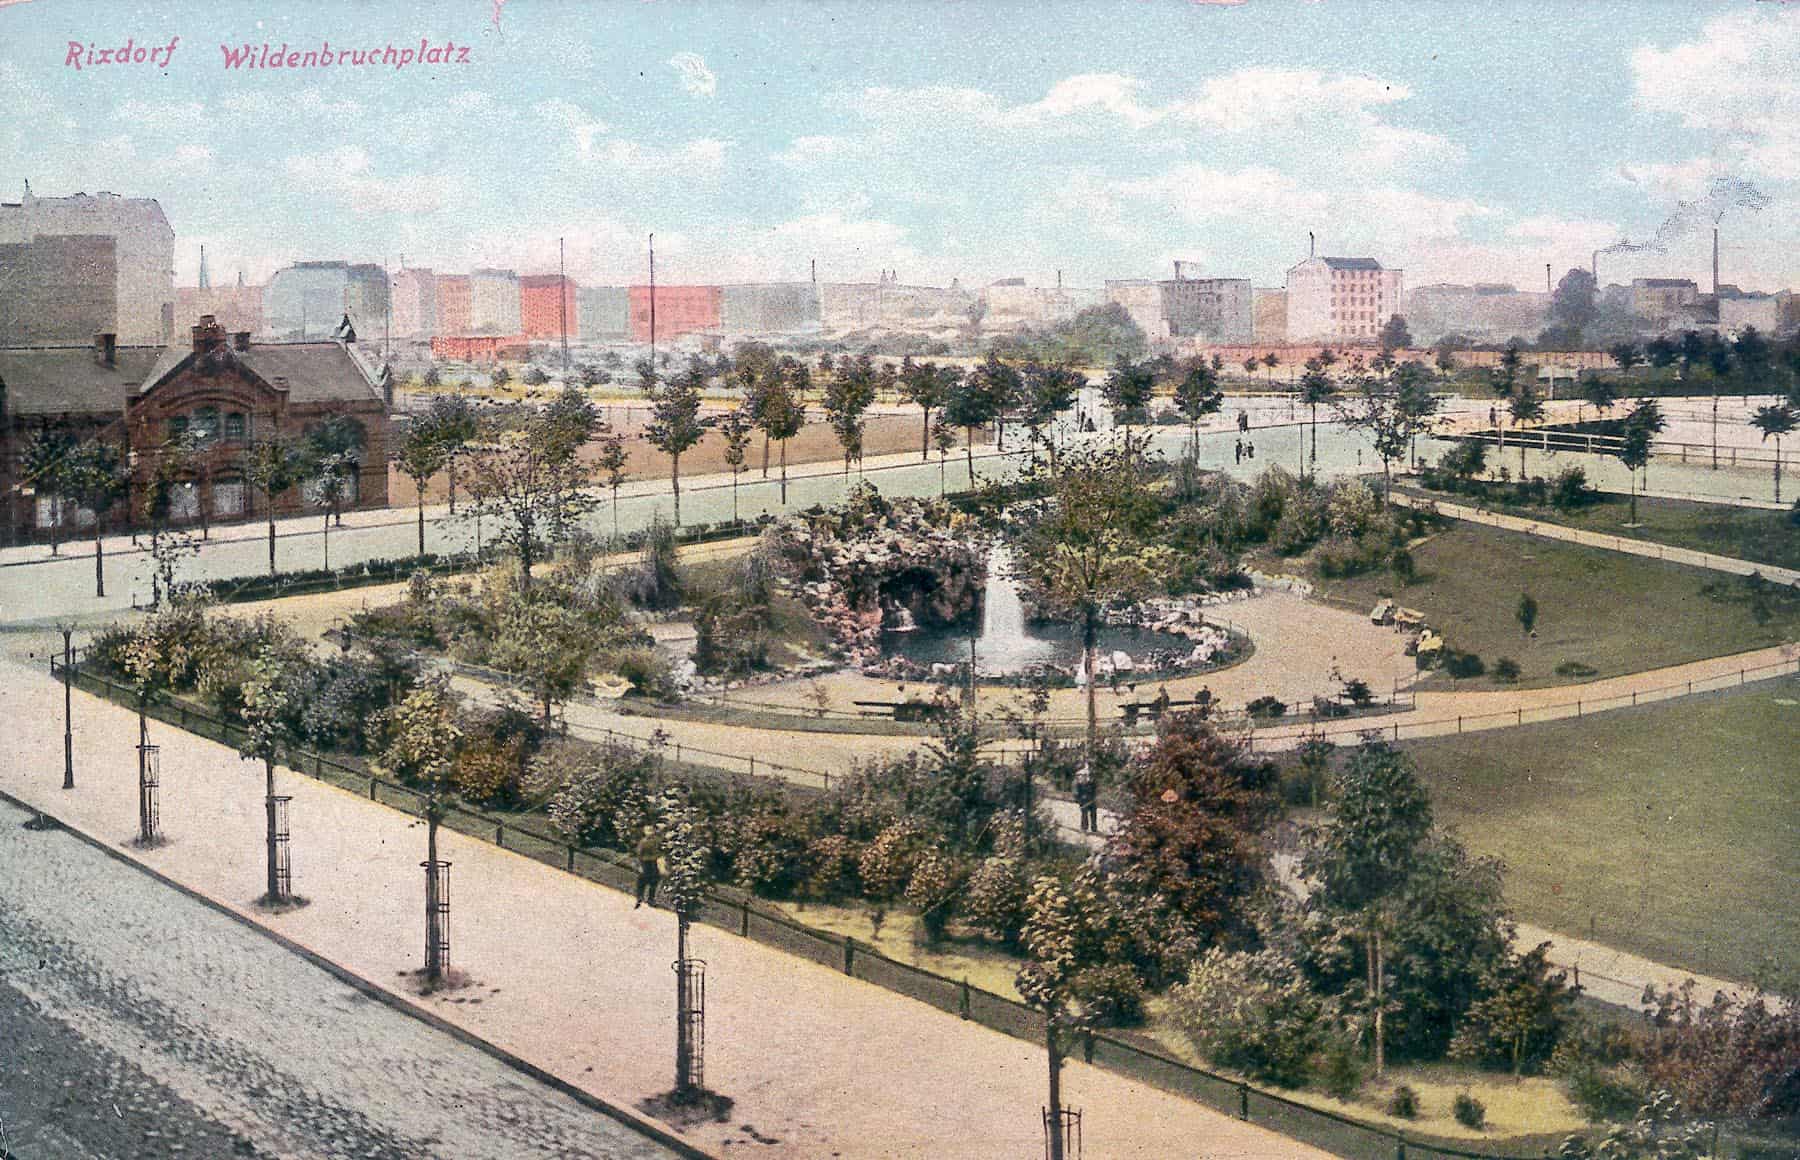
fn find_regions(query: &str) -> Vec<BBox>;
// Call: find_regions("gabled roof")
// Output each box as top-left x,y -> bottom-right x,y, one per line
137,341 -> 386,405
0,345 -> 163,416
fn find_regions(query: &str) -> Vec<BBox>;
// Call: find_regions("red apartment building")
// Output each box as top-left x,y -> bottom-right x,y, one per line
436,274 -> 471,335
519,274 -> 578,341
629,284 -> 722,343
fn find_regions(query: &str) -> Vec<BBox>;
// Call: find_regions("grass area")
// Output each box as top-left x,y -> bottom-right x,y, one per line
1407,488 -> 1800,573
1312,520 -> 1800,690
768,899 -> 1028,1002
1401,677 -> 1800,984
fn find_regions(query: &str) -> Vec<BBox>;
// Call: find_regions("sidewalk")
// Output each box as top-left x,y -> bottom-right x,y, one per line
0,654 -> 1327,1160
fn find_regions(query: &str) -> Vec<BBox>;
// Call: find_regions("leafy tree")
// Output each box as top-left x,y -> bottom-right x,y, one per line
594,431 -> 629,543
1580,375 -> 1619,426
1262,350 -> 1281,384
1172,360 -> 1224,458
1102,357 -> 1156,426
1020,360 -> 1084,466
21,427 -> 77,555
241,436 -> 307,577
719,404 -> 753,523
1294,731 -> 1337,808
1378,315 -> 1413,353
1609,342 -> 1641,375
942,355 -> 1004,484
755,368 -> 806,505
467,412 -> 598,592
238,644 -> 307,902
1006,433 -> 1163,751
1639,981 -> 1800,1121
661,793 -> 713,1097
644,367 -> 706,525
489,364 -> 512,389
63,438 -> 128,596
1734,325 -> 1771,394
371,680 -> 463,984
931,417 -> 958,498
1550,268 -> 1599,338
823,353 -> 878,474
1015,875 -> 1091,1160
1613,399 -> 1666,524
419,395 -> 479,514
139,439 -> 201,605
1517,591 -> 1539,636
1171,945 -> 1349,1088
488,596 -> 598,727
1643,335 -> 1677,372
1749,402 -> 1797,503
1556,1091 -> 1712,1160
1298,358 -> 1336,479
1448,942 -> 1577,1075
1335,364 -> 1425,499
898,355 -> 948,460
397,415 -> 447,557
1435,346 -> 1458,381
1507,380 -> 1546,477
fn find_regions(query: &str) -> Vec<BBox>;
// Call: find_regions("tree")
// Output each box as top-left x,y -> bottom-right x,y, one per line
241,436 -> 307,577
1102,357 -> 1156,426
1298,358 -> 1336,479
1335,363 -> 1430,499
1550,268 -> 1599,339
63,438 -> 128,597
755,369 -> 805,506
969,351 -> 1023,450
719,405 -> 753,523
898,356 -> 949,461
823,353 -> 878,474
372,680 -> 463,984
139,439 -> 201,605
1435,346 -> 1458,382
1734,325 -> 1771,395
1393,362 -> 1441,469
1609,342 -> 1641,375
661,794 -> 712,1099
594,431 -> 629,544
490,364 -> 512,390
644,367 -> 706,526
488,596 -> 598,727
942,357 -> 1003,485
1448,942 -> 1577,1076
302,415 -> 365,569
238,644 -> 306,903
1007,433 -> 1163,753
1020,360 -> 1084,467
1507,381 -> 1546,478
1015,875 -> 1089,1160
1613,399 -> 1666,524
397,415 -> 448,557
421,395 -> 480,515
1749,402 -> 1798,503
1172,361 -> 1224,459
932,417 -> 958,498
1579,375 -> 1618,427
1516,592 -> 1539,636
21,427 -> 77,555
1262,351 -> 1281,385
467,412 -> 598,592
1303,739 -> 1434,1075
1644,335 -> 1678,373
1378,315 -> 1413,353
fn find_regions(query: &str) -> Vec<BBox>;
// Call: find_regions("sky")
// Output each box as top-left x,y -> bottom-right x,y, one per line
3,0 -> 1799,297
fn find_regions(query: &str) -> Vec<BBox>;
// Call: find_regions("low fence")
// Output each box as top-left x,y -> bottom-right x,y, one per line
56,652 -> 1596,1160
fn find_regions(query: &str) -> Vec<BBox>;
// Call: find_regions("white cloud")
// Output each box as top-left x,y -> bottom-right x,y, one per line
283,146 -> 446,215
774,135 -> 851,167
114,99 -> 210,133
219,88 -> 362,120
1629,10 -> 1800,181
669,52 -> 717,98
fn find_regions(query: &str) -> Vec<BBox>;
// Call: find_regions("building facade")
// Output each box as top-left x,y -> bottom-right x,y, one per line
720,282 -> 820,335
468,268 -> 521,335
629,284 -> 722,343
817,277 -> 973,336
175,280 -> 264,338
980,281 -> 1103,333
0,234 -> 117,345
1285,256 -> 1404,344
576,285 -> 630,340
1404,283 -> 1549,346
1630,278 -> 1700,327
389,267 -> 439,339
0,315 -> 389,546
1252,288 -> 1288,346
1103,280 -> 1168,344
265,261 -> 389,340
0,189 -> 175,345
1160,275 -> 1252,344
436,274 -> 471,336
519,274 -> 578,341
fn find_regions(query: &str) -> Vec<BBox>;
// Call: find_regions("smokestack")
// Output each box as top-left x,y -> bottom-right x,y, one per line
810,257 -> 816,284
1712,227 -> 1720,297
1546,263 -> 1553,294
1174,259 -> 1182,281
198,244 -> 209,290
1592,250 -> 1599,286
1056,268 -> 1062,289
1308,231 -> 1315,259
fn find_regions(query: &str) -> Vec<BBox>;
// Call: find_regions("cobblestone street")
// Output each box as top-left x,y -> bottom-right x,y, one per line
0,797 -> 677,1160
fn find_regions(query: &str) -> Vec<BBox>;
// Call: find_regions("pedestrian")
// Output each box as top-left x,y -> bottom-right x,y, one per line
1238,410 -> 1249,433
1234,438 -> 1243,464
1196,684 -> 1214,718
1488,405 -> 1497,427
1073,763 -> 1098,833
1152,683 -> 1172,718
1246,441 -> 1256,459
633,826 -> 663,908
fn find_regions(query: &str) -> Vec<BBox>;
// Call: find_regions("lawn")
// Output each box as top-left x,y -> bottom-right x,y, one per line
1401,677 -> 1800,986
1408,488 -> 1800,574
1311,520 -> 1800,690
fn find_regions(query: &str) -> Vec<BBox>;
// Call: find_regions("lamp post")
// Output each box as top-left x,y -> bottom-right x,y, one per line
58,623 -> 75,789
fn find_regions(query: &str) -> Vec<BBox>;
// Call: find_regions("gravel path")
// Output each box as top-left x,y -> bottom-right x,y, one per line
0,798 -> 677,1160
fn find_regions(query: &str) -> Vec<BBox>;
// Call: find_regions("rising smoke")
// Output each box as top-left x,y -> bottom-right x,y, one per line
1600,175 -> 1772,258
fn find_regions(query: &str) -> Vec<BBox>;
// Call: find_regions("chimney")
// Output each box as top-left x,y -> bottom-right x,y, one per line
93,332 -> 116,367
1712,227 -> 1720,298
1174,260 -> 1183,281
1308,231 -> 1315,259
1056,268 -> 1062,289
1547,264 -> 1553,294
190,314 -> 226,354
232,331 -> 251,352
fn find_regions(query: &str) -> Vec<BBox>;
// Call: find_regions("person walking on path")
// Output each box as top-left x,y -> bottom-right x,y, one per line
1073,764 -> 1098,834
633,826 -> 664,908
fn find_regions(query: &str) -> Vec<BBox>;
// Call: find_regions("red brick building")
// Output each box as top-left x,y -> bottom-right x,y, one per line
436,274 -> 471,335
629,284 -> 721,343
0,315 -> 390,546
429,334 -> 530,363
519,274 -> 578,341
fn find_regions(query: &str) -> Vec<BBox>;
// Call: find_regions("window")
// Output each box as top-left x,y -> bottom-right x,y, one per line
224,412 -> 247,441
167,415 -> 189,442
192,406 -> 220,445
34,494 -> 63,529
213,476 -> 246,517
170,480 -> 200,522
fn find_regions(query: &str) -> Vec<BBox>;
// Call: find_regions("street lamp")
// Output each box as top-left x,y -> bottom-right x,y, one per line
57,622 -> 75,789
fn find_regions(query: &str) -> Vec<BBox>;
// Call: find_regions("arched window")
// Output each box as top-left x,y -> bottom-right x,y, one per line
224,412 -> 247,441
167,414 -> 189,442
213,475 -> 246,516
192,406 -> 221,445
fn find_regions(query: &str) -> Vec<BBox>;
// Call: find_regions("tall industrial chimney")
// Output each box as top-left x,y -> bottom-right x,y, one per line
1546,264 -> 1553,294
1308,231 -> 1315,259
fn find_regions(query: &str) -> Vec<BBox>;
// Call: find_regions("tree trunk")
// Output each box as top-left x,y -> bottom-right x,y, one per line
1711,388 -> 1719,470
675,913 -> 693,1094
93,525 -> 105,597
1370,925 -> 1386,1077
417,492 -> 427,556
448,456 -> 458,513
965,429 -> 977,486
779,440 -> 789,506
321,512 -> 330,571
1046,1018 -> 1065,1160
424,810 -> 442,982
519,533 -> 534,594
267,512 -> 278,578
921,406 -> 932,461
264,756 -> 281,902
731,473 -> 739,524
1083,611 -> 1099,757
760,433 -> 769,478
670,451 -> 682,526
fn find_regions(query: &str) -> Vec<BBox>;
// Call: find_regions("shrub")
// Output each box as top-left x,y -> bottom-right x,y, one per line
1551,466 -> 1596,510
1246,695 -> 1287,719
1071,963 -> 1147,1028
1555,660 -> 1597,678
963,856 -> 1029,946
1318,1041 -> 1364,1099
803,833 -> 864,901
1492,657 -> 1521,683
1387,1084 -> 1420,1119
543,741 -> 658,849
1389,547 -> 1416,586
728,809 -> 813,898
857,820 -> 926,901
1168,947 -> 1346,1089
454,738 -> 525,805
1442,649 -> 1486,679
608,647 -> 680,700
904,850 -> 965,943
1452,1091 -> 1486,1130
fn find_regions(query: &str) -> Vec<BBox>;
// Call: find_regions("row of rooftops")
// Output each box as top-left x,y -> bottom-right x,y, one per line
0,316 -> 388,418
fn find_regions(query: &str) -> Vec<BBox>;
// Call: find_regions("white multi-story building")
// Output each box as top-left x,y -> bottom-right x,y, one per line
0,188 -> 175,344
389,267 -> 439,339
468,268 -> 521,335
1285,256 -> 1404,345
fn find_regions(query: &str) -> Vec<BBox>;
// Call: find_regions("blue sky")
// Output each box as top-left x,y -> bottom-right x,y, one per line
3,0 -> 1798,295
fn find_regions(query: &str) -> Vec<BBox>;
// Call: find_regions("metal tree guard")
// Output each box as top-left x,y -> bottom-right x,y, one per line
266,795 -> 293,900
1043,1106 -> 1082,1160
674,954 -> 707,1093
136,742 -> 160,844
423,859 -> 452,977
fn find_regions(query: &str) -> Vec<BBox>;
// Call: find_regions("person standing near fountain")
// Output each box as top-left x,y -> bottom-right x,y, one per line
1074,764 -> 1098,833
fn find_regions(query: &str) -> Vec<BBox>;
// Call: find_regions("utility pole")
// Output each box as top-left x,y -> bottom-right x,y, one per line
59,623 -> 74,789
648,233 -> 657,360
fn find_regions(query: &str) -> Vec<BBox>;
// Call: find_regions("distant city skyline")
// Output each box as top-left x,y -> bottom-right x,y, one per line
5,1 -> 1799,295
